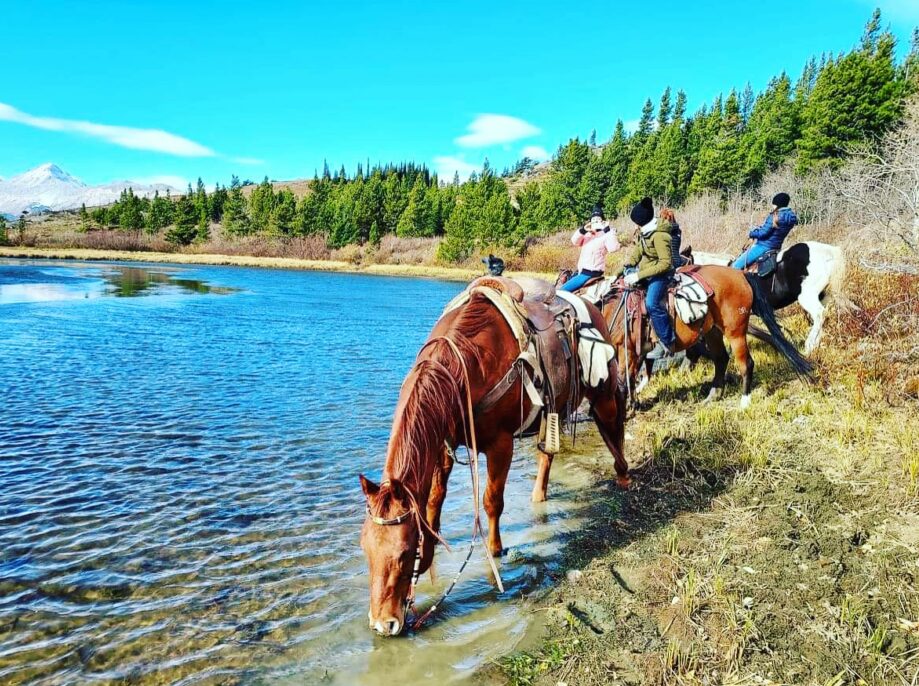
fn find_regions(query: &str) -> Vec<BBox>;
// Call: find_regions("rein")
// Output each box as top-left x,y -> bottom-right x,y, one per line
608,284 -> 641,406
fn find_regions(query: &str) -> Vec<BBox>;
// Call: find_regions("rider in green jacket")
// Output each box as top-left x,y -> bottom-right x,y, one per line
613,197 -> 675,360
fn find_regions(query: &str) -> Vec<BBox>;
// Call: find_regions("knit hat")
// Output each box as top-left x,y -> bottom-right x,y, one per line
590,205 -> 605,220
630,197 -> 654,227
772,192 -> 790,208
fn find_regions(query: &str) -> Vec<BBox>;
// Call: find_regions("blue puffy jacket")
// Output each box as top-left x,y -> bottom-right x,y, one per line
748,207 -> 798,251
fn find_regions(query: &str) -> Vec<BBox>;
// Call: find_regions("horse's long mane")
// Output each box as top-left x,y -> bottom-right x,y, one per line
384,294 -> 498,495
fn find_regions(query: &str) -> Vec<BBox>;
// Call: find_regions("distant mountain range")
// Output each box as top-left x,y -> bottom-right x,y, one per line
0,163 -> 180,219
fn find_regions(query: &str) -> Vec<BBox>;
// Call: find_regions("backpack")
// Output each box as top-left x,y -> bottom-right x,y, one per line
669,222 -> 683,269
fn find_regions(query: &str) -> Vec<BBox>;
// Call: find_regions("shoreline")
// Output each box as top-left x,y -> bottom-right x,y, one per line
0,246 -> 553,283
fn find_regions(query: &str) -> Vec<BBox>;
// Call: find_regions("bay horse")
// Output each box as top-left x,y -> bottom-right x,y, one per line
603,266 -> 813,409
359,282 -> 627,636
687,241 -> 846,353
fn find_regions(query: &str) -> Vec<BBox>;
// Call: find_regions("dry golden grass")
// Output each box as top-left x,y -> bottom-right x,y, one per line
498,262 -> 919,686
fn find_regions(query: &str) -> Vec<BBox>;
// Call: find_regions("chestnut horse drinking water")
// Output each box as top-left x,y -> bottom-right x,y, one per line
359,279 -> 627,636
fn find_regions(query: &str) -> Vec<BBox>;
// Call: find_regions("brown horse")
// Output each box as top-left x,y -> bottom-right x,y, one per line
359,284 -> 627,636
603,266 -> 812,408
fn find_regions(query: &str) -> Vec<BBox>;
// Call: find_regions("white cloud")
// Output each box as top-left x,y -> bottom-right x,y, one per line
455,114 -> 541,148
0,102 -> 215,157
520,145 -> 550,162
434,155 -> 481,182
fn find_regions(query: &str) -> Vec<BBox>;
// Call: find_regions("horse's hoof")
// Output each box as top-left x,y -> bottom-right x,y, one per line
703,388 -> 721,404
531,491 -> 547,503
739,394 -> 752,410
616,475 -> 632,490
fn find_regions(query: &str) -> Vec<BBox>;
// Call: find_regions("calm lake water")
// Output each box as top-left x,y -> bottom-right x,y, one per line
0,260 -> 596,685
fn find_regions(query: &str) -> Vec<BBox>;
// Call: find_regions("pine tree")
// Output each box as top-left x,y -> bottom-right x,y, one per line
248,177 -> 276,232
904,28 -> 919,91
636,98 -> 655,139
690,91 -> 745,193
166,195 -> 198,245
269,189 -> 297,235
79,203 -> 89,232
120,188 -> 143,232
740,74 -> 799,184
588,128 -> 597,147
223,176 -> 250,235
740,83 -> 755,123
798,10 -> 905,170
0,215 -> 8,245
673,90 -> 687,121
601,120 -> 632,215
369,220 -> 381,246
657,86 -> 672,129
17,213 -> 27,245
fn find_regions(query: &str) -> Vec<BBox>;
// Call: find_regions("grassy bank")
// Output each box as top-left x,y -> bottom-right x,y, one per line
495,266 -> 919,685
0,245 -> 553,283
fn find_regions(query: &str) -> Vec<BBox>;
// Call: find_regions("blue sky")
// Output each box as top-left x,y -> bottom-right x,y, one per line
2,1 -> 917,188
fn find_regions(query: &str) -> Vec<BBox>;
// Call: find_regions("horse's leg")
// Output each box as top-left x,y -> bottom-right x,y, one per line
799,288 -> 825,354
635,358 -> 653,395
588,380 -> 630,488
484,433 -> 514,555
532,445 -> 554,504
726,330 -> 754,409
702,328 -> 729,403
426,445 -> 454,535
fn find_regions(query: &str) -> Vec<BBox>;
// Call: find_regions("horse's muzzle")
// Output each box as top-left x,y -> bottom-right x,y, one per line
370,615 -> 403,636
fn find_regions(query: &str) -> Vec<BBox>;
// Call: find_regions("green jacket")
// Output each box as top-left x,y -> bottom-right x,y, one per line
619,219 -> 674,281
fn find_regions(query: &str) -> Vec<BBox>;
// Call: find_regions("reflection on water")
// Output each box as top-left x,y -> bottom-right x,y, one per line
106,267 -> 236,297
0,261 -> 235,304
0,260 -> 601,686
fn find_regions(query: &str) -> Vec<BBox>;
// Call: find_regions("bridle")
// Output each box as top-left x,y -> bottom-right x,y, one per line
365,490 -> 430,626
365,333 -> 505,632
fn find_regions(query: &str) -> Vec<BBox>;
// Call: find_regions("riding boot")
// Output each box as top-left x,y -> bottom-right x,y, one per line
646,341 -> 673,360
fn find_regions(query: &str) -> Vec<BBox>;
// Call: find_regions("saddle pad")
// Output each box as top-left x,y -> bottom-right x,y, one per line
578,277 -> 613,305
442,286 -> 529,353
673,272 -> 709,324
555,291 -> 615,388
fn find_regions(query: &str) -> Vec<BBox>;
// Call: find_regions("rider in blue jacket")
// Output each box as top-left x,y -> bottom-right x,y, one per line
732,193 -> 798,269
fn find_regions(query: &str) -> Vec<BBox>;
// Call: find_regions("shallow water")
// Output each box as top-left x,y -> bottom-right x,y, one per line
0,260 -> 597,685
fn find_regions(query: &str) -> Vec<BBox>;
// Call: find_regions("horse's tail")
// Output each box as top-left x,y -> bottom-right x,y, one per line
825,244 -> 858,315
827,244 -> 846,297
744,273 -> 814,380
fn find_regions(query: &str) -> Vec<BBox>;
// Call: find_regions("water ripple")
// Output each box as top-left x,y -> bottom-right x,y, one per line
0,260 -> 597,685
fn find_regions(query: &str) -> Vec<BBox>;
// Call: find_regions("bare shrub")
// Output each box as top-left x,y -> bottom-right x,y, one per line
370,235 -> 439,265
331,243 -> 364,265
831,97 -> 919,270
507,242 -> 577,273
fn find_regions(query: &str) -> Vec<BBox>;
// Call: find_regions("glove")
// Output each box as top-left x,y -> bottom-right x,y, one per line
603,226 -> 610,233
624,272 -> 639,286
578,227 -> 587,235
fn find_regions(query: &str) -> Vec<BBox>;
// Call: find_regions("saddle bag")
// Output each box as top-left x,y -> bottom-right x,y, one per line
754,250 -> 778,278
672,272 -> 710,324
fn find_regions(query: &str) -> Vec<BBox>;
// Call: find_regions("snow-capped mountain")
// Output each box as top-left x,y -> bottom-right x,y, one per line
0,163 -> 181,216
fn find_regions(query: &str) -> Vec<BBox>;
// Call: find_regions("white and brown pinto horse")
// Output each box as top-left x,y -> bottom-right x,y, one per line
688,241 -> 845,354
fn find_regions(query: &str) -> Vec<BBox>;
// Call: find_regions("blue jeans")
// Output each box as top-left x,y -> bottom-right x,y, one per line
645,274 -> 674,347
732,243 -> 770,269
560,270 -> 601,292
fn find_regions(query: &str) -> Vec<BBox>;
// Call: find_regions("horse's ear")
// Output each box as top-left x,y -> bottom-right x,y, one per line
359,474 -> 380,500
